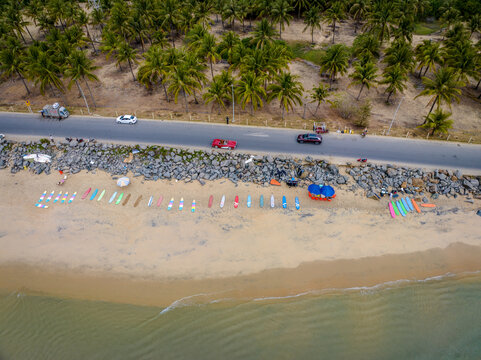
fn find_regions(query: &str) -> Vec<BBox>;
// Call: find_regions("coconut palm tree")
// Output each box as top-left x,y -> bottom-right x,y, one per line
115,40 -> 139,81
160,0 -> 180,47
351,33 -> 380,62
199,33 -> 220,79
415,40 -> 442,77
303,6 -> 322,44
76,9 -> 97,52
468,14 -> 480,38
325,1 -> 345,44
0,47 -> 30,95
349,61 -> 378,100
415,67 -> 464,122
167,62 -> 201,113
69,49 -> 99,108
255,0 -> 273,19
383,39 -> 415,74
418,108 -> 453,136
183,51 -> 208,103
222,0 -> 238,29
65,50 -> 95,113
364,0 -> 395,45
252,18 -> 278,48
27,51 -> 64,96
108,0 -> 131,41
90,7 -> 105,33
270,0 -> 293,40
137,45 -> 170,101
379,64 -> 408,103
203,74 -> 232,113
310,83 -> 330,116
319,44 -> 350,89
218,31 -> 241,64
185,24 -> 208,50
350,0 -> 368,34
235,71 -> 266,115
100,28 -> 119,60
268,71 -> 304,120
445,40 -> 478,83
292,0 -> 309,18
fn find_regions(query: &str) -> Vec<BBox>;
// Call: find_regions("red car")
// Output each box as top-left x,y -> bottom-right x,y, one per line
297,133 -> 322,144
212,139 -> 237,150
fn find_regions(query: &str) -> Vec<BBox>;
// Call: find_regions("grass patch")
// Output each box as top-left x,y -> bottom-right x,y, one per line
287,41 -> 324,65
414,21 -> 441,35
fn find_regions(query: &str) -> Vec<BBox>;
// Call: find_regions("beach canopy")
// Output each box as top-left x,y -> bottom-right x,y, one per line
320,185 -> 335,197
307,184 -> 321,195
116,177 -> 130,187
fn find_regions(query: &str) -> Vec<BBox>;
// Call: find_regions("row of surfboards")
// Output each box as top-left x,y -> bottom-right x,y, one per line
388,196 -> 436,218
34,189 -> 301,211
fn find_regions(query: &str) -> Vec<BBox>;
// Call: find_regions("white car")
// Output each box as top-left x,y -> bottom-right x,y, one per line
116,115 -> 137,124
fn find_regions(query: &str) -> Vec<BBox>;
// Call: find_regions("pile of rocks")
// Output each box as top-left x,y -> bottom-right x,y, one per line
1,137 -> 480,199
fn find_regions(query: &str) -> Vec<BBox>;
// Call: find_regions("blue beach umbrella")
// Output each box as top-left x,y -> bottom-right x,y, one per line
116,177 -> 130,187
320,185 -> 335,197
308,184 -> 321,196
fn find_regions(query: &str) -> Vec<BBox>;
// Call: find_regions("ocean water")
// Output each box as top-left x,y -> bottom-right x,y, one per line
1,272 -> 481,360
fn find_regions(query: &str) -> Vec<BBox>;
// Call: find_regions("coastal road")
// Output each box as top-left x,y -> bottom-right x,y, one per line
1,112 -> 481,172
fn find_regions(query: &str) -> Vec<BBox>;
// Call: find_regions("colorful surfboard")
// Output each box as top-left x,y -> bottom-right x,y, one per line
109,192 -> 117,204
122,194 -> 131,206
61,192 -> 68,204
396,200 -> 406,216
208,195 -> 214,208
68,192 -> 77,204
45,191 -> 55,203
148,196 -> 153,207
234,196 -> 239,208
35,203 -> 48,209
89,189 -> 98,201
295,197 -> 300,210
411,199 -> 421,213
401,197 -> 411,212
38,191 -> 47,203
421,203 -> 436,208
260,195 -> 264,208
81,188 -> 91,200
134,195 -> 143,207
167,198 -> 174,210
247,195 -> 251,208
220,195 -> 225,208
157,196 -> 163,207
270,195 -> 275,208
399,199 -> 408,214
53,192 -> 62,203
115,192 -> 124,205
97,189 -> 106,202
391,201 -> 400,216
405,197 -> 414,212
191,200 -> 196,213
388,202 -> 396,218
282,196 -> 287,209
179,198 -> 184,211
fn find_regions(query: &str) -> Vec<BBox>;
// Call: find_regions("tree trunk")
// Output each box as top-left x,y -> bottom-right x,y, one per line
128,59 -> 136,81
418,65 -> 423,78
118,62 -> 123,71
76,80 -> 90,114
18,29 -> 27,44
423,66 -> 429,76
357,84 -> 364,100
183,90 -> 189,113
332,20 -> 336,44
83,76 -> 97,108
475,78 -> 480,90
85,25 -> 97,53
161,80 -> 169,102
423,95 -> 438,124
314,102 -> 320,116
329,74 -> 334,89
25,26 -> 34,42
311,28 -> 314,44
279,23 -> 282,39
16,70 -> 30,95
170,22 -> 175,48
251,100 -> 254,115
210,60 -> 214,79
140,35 -> 145,53
281,105 -> 285,120
386,90 -> 393,103
431,128 -> 436,136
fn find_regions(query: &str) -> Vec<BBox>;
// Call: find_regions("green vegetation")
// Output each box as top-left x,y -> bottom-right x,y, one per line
413,21 -> 441,35
286,41 -> 324,65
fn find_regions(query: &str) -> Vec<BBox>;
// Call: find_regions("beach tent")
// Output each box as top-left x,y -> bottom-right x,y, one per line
320,185 -> 335,198
308,184 -> 336,201
116,177 -> 130,187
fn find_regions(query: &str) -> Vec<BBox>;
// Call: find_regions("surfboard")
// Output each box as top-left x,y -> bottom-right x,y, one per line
260,195 -> 264,208
270,195 -> 275,208
109,192 -> 117,204
68,192 -> 77,204
157,196 -> 163,207
405,197 -> 414,212
89,189 -> 98,201
391,201 -> 400,216
81,188 -> 91,200
61,192 -> 68,204
53,192 -> 62,203
97,190 -> 106,202
45,191 -> 55,203
191,200 -> 196,213
38,191 -> 47,203
282,196 -> 287,209
220,195 -> 225,208
421,203 -> 436,208
134,195 -> 143,207
399,199 -> 408,214
122,194 -> 131,206
208,195 -> 214,208
388,202 -> 396,218
411,199 -> 421,213
396,200 -> 406,216
247,195 -> 251,208
179,198 -> 184,211
234,195 -> 239,208
295,197 -> 300,210
148,196 -> 153,207
401,197 -> 411,212
115,192 -> 124,205
35,203 -> 48,209
167,198 -> 174,210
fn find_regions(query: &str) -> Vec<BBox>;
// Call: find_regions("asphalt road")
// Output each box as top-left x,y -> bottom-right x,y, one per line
1,112 -> 480,172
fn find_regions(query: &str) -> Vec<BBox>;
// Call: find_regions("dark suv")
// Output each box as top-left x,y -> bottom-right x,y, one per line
297,133 -> 322,144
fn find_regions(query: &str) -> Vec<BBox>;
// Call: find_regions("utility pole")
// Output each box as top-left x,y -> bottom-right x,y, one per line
387,96 -> 404,135
231,84 -> 235,123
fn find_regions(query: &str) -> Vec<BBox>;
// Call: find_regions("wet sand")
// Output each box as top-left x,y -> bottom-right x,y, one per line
0,170 -> 480,306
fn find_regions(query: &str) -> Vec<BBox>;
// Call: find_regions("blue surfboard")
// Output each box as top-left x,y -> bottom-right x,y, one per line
89,189 -> 98,200
405,197 -> 414,212
247,195 -> 252,208
109,192 -> 117,204
282,195 -> 287,209
295,197 -> 300,210
260,195 -> 264,208
396,200 -> 406,216
401,197 -> 411,212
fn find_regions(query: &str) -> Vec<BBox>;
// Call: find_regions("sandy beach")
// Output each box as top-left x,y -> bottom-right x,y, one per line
0,170 -> 480,306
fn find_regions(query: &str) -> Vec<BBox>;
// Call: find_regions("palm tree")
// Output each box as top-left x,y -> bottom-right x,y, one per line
27,51 -> 64,96
222,0 -> 238,29
255,0 -> 273,19
115,40 -> 139,81
137,45 -> 170,101
468,14 -> 480,38
310,83 -> 330,116
199,33 -> 220,79
100,29 -> 119,60
76,9 -> 97,52
365,0 -> 395,45
268,71 -> 304,120
303,6 -> 322,44
349,61 -> 378,100
90,7 -> 105,32
415,67 -> 464,122
160,0 -> 180,47
351,33 -> 380,62
292,0 -> 309,18
350,0 -> 368,34
183,51 -> 208,103
415,40 -> 442,77
203,74 -> 232,113
325,1 -> 345,44
270,0 -> 293,40
418,109 -> 453,136
445,40 -> 478,83
379,64 -> 408,103
218,31 -> 241,64
65,50 -> 97,113
0,47 -> 30,95
235,71 -> 267,115
383,39 -> 415,74
185,24 -> 208,50
319,44 -> 350,89
252,18 -> 278,48
167,63 -> 200,113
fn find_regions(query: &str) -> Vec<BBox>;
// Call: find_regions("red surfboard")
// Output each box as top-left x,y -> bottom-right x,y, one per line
157,195 -> 163,207
81,188 -> 91,199
208,195 -> 214,208
234,195 -> 239,208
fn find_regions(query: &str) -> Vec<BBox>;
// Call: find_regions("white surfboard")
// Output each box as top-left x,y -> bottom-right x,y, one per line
220,195 -> 225,208
270,194 -> 275,208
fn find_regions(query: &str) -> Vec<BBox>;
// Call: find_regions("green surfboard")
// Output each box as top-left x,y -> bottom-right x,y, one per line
97,189 -> 106,202
115,192 -> 124,205
391,201 -> 400,216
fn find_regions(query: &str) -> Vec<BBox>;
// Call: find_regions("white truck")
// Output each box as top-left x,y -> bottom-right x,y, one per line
40,103 -> 69,119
